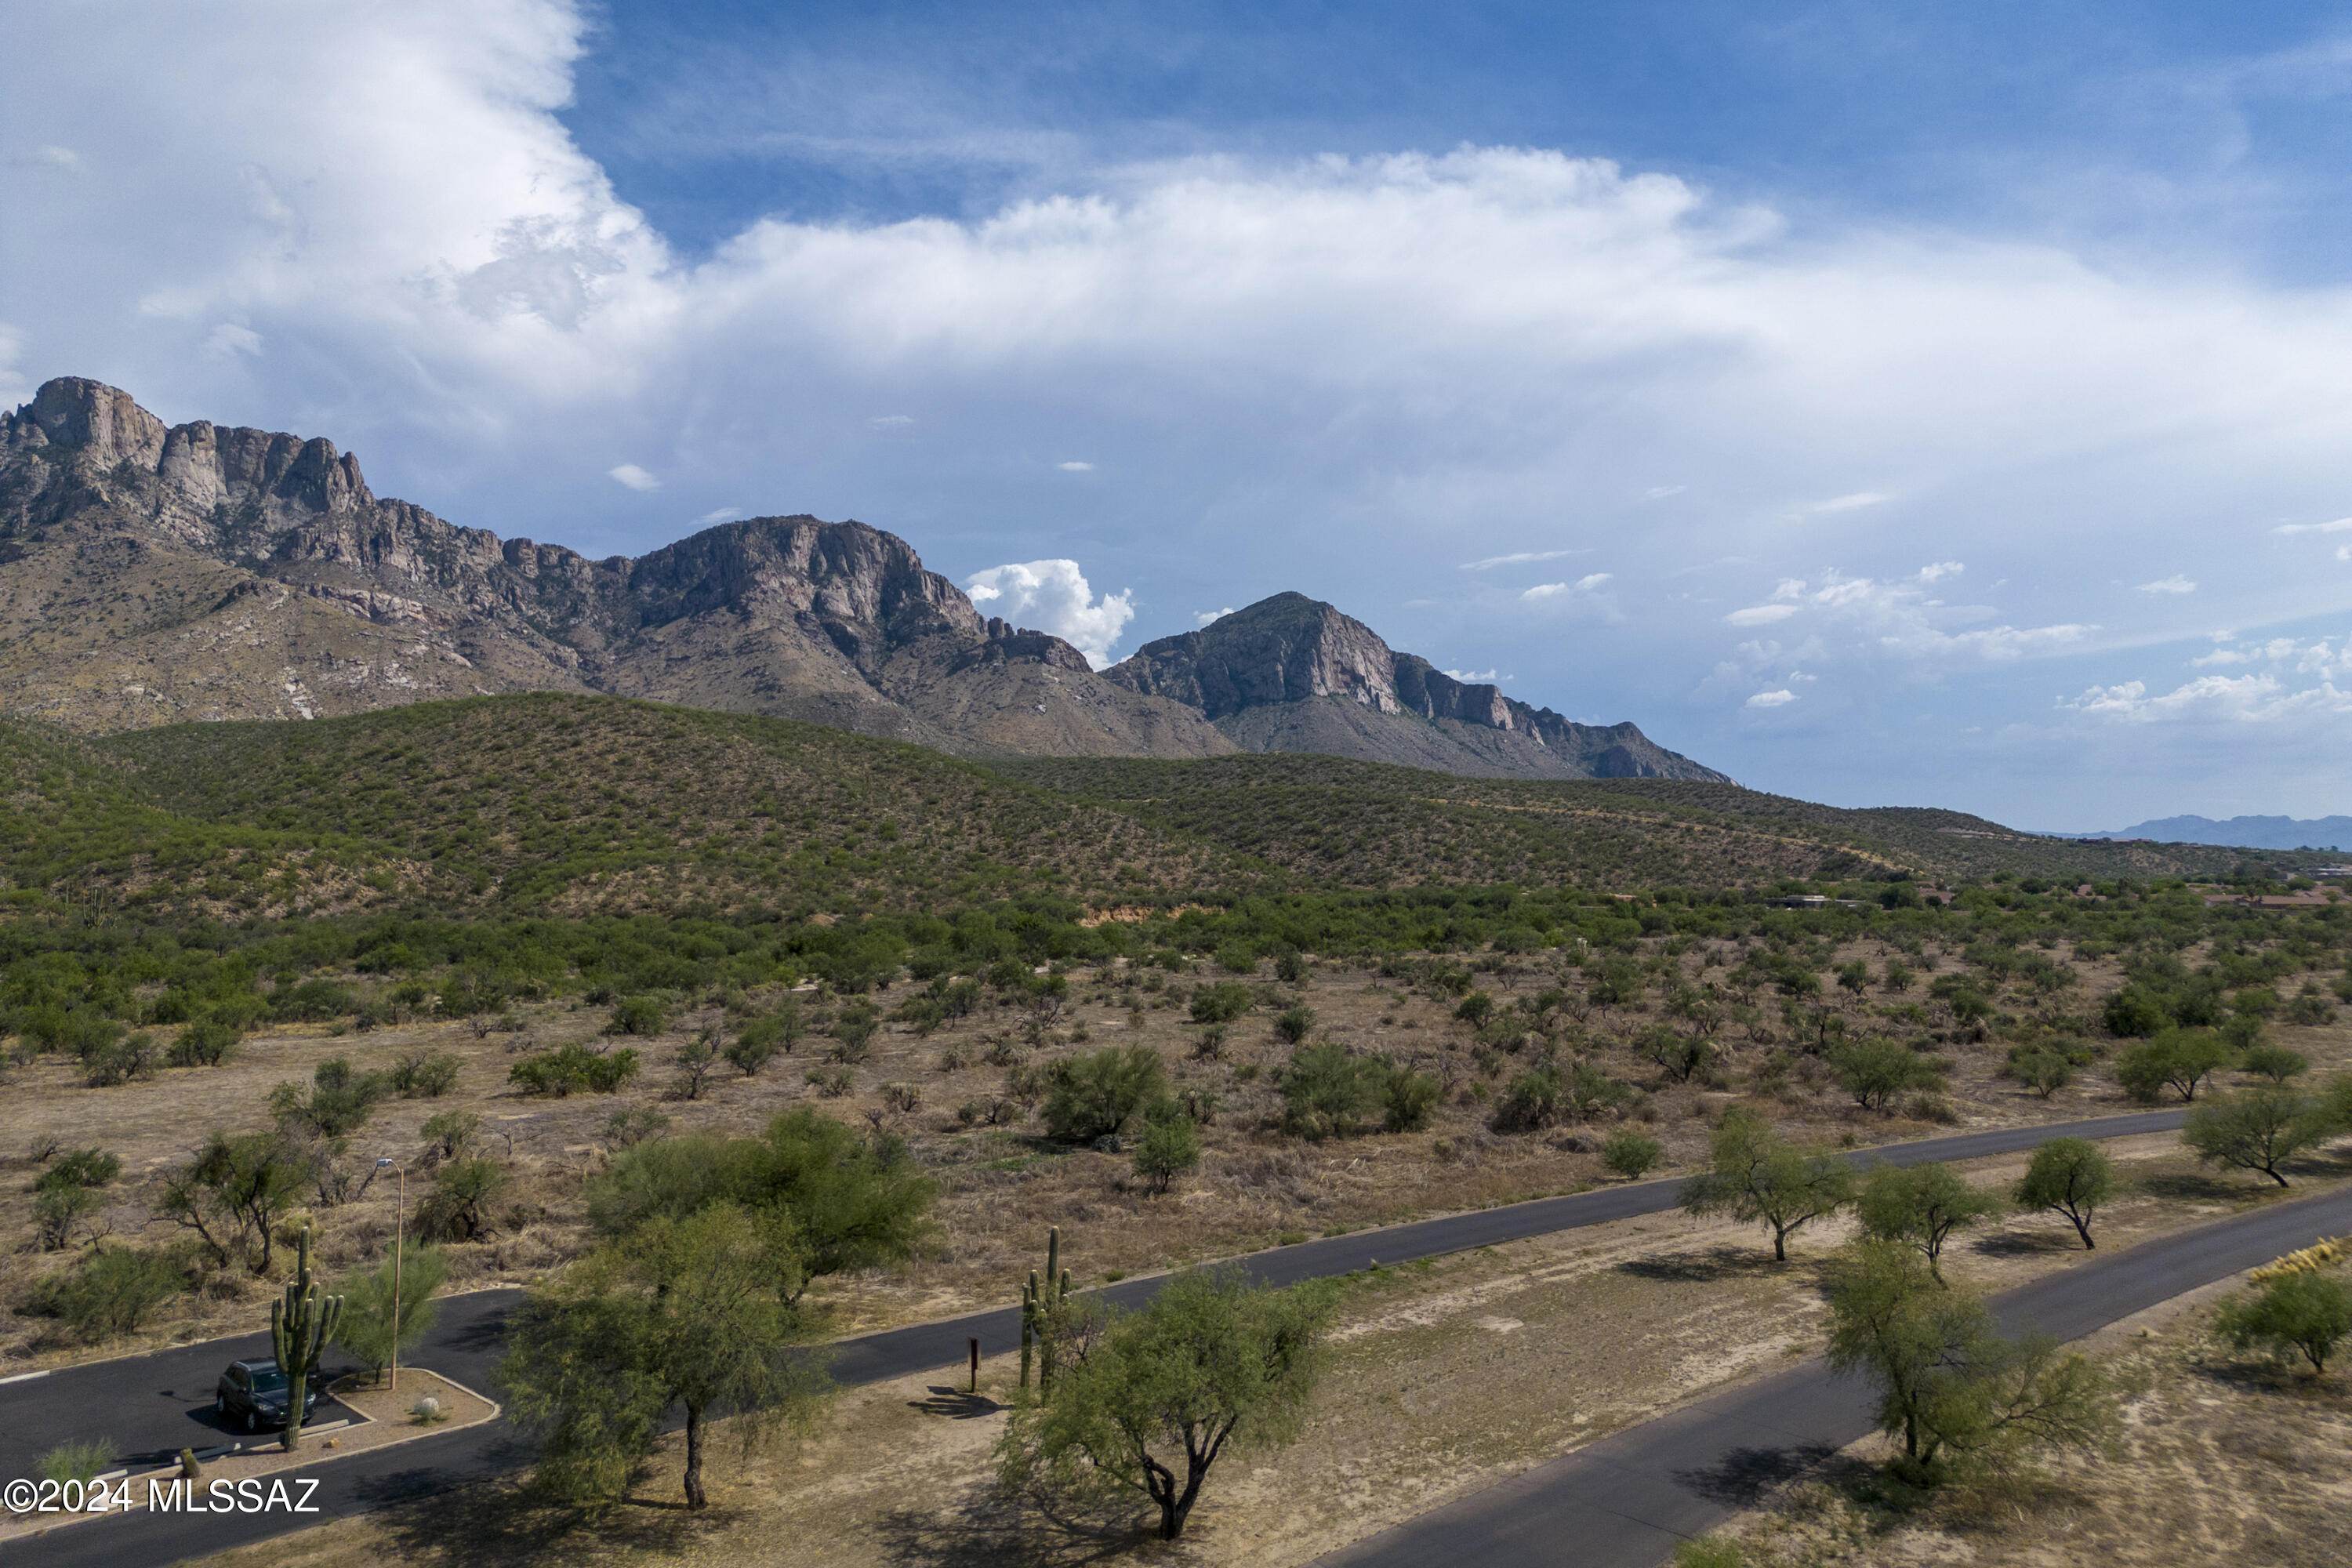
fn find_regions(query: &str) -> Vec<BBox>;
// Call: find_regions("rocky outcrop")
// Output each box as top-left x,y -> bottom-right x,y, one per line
1105,593 -> 1729,782
1,378 -> 1726,783
0,378 -> 1231,757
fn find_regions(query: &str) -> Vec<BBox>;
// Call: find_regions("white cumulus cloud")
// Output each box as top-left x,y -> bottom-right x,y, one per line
2274,517 -> 2352,535
965,559 -> 1134,668
1057,460 -> 1094,472
608,463 -> 659,492
1193,607 -> 1235,626
2137,575 -> 2196,593
1725,604 -> 1799,626
1746,689 -> 1797,708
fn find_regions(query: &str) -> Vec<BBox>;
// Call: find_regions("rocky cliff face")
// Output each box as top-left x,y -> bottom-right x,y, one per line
0,378 -> 1728,785
0,378 -> 1231,756
1104,593 -> 1730,782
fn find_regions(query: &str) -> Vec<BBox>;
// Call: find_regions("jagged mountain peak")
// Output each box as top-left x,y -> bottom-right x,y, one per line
0,377 -> 1725,784
1104,591 -> 1728,782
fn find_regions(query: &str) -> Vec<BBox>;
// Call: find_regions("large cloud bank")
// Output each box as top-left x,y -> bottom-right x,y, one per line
6,0 -> 2352,817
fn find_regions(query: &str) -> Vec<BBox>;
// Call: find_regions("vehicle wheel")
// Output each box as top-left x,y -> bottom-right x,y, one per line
215,1394 -> 226,1415
244,1409 -> 257,1433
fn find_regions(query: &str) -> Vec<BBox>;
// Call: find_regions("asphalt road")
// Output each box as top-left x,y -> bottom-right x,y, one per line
3,1106 -> 2190,1568
1312,1180 -> 2352,1568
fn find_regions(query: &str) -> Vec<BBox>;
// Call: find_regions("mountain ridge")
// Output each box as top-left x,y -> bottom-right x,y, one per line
0,376 -> 1719,782
1103,592 -> 1726,782
2058,814 -> 2352,852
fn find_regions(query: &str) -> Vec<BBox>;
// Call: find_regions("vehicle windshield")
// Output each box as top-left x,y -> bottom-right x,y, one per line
249,1368 -> 289,1393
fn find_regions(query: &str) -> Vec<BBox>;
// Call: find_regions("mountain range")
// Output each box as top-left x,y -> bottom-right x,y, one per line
2066,815 -> 2352,853
0,377 -> 1723,782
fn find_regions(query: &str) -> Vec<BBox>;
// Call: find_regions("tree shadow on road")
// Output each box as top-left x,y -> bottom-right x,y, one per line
1669,1440 -> 1843,1507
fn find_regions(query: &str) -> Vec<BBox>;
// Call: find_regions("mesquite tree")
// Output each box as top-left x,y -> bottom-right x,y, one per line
998,1267 -> 1330,1541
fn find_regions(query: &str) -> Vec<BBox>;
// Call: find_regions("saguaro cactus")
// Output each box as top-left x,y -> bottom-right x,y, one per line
270,1222 -> 343,1451
1019,1226 -> 1073,1397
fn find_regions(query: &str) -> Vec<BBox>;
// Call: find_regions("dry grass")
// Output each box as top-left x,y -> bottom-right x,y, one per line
6,935 -> 2348,1370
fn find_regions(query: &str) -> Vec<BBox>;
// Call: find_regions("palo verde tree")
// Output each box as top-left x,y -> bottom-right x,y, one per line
2013,1138 -> 2113,1250
1679,1107 -> 1856,1261
584,1107 -> 935,1298
499,1203 -> 829,1508
1823,1238 -> 2113,1484
1856,1162 -> 2005,1283
2181,1087 -> 2329,1188
998,1266 -> 1331,1541
332,1244 -> 448,1384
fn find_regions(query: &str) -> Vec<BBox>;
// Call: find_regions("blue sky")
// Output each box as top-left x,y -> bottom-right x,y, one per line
5,1 -> 2352,826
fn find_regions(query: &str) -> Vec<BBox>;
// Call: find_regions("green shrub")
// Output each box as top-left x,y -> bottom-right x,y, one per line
37,1437 -> 114,1486
607,996 -> 669,1036
2284,994 -> 2336,1026
35,1147 -> 122,1192
270,1057 -> 391,1134
1189,982 -> 1254,1025
1273,1004 -> 1316,1045
1215,942 -> 1258,975
167,1018 -> 241,1068
2240,1045 -> 2310,1083
2117,1028 -> 2234,1105
1278,1043 -> 1381,1140
34,1184 -> 98,1250
1380,1064 -> 1442,1133
30,1246 -> 186,1341
419,1109 -> 481,1161
1828,1037 -> 1943,1112
390,1049 -> 462,1098
509,1042 -> 640,1096
726,1017 -> 784,1076
1131,1112 -> 1201,1194
415,1158 -> 506,1242
2103,985 -> 2171,1039
2215,1272 -> 2352,1374
270,978 -> 355,1022
1601,1127 -> 1664,1179
1044,1045 -> 1169,1141
83,1031 -> 157,1087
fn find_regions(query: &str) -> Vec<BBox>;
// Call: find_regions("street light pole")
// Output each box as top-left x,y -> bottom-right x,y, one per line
376,1158 -> 405,1395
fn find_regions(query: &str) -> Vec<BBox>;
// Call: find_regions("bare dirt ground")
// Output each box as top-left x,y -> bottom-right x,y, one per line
173,1134 -> 2352,1568
5,936 -> 2346,1369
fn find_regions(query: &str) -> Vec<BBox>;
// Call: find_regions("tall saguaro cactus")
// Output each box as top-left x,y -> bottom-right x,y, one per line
270,1222 -> 343,1452
1019,1225 -> 1073,1398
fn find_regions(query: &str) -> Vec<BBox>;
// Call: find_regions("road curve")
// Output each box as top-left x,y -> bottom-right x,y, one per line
3,1107 -> 2189,1568
1312,1181 -> 2352,1568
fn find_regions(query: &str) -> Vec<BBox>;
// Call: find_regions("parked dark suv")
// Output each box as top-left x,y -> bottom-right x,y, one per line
213,1359 -> 320,1432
